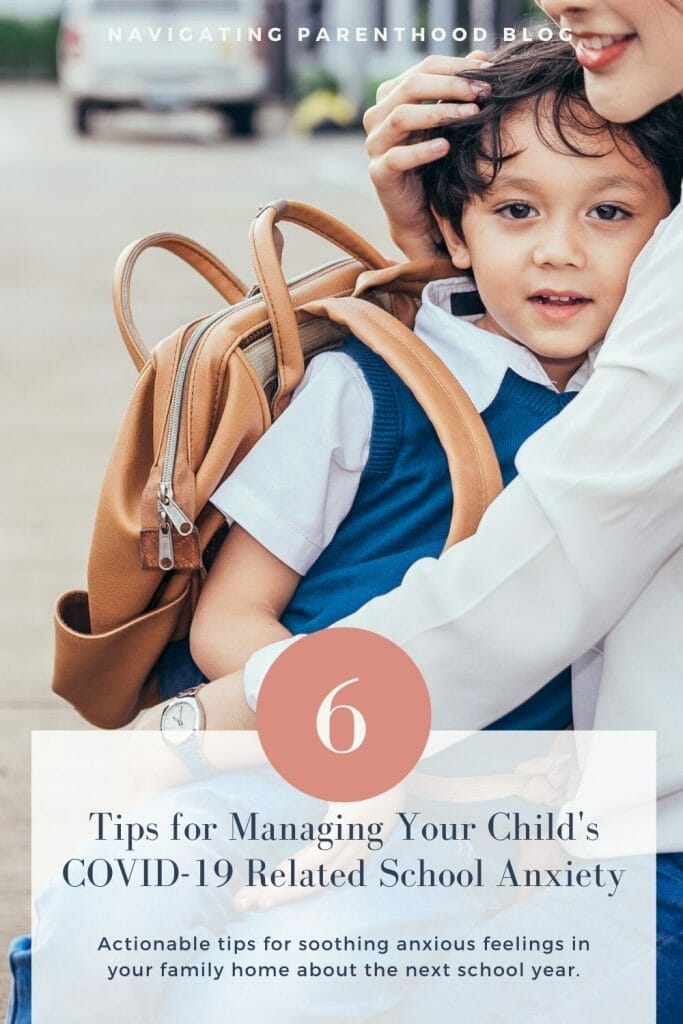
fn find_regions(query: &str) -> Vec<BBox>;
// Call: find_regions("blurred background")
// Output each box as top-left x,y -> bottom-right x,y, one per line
3,1 -> 540,134
1,0 -> 542,1013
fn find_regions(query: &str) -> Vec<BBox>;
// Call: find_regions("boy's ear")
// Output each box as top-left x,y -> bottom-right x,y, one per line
431,207 -> 472,271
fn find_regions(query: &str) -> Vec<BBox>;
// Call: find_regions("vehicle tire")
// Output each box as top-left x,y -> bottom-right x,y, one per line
225,104 -> 257,138
73,101 -> 92,136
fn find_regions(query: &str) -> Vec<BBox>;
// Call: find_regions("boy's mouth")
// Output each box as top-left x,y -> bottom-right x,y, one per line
528,291 -> 592,321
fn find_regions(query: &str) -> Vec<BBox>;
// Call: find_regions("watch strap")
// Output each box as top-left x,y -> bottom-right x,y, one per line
173,730 -> 217,780
161,685 -> 216,779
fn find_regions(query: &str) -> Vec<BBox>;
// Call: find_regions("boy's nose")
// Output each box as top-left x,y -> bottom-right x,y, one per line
531,223 -> 587,270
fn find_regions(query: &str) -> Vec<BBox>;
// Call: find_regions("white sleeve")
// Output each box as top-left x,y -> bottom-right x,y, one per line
244,203 -> 683,721
210,350 -> 373,575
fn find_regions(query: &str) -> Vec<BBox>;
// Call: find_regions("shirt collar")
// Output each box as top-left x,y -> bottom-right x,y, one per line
415,276 -> 599,413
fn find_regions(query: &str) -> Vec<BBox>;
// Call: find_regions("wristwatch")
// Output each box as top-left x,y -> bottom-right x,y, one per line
160,685 -> 216,779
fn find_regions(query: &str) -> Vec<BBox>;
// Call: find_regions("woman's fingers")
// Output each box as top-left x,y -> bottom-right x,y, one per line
365,72 -> 489,141
232,829 -> 366,912
373,51 -> 490,105
362,50 -> 491,259
233,788 -> 404,913
233,842 -> 330,912
368,139 -> 448,193
366,100 -> 480,162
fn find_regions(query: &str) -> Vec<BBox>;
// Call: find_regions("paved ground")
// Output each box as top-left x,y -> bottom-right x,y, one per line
0,82 -> 394,1012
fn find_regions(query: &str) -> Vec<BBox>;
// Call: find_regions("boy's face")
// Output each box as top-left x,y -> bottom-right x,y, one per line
435,108 -> 671,389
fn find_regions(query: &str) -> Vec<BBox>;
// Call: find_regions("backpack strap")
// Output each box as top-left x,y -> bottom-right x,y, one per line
303,295 -> 503,547
113,233 -> 249,371
250,200 -> 391,417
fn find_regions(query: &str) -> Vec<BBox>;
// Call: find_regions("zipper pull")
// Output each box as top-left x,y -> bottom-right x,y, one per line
163,497 -> 193,535
158,519 -> 174,571
158,483 -> 193,535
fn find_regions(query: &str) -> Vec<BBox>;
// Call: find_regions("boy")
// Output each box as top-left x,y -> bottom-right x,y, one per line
187,38 -> 680,731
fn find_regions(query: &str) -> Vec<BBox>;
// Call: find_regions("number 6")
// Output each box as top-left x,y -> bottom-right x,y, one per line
315,678 -> 367,754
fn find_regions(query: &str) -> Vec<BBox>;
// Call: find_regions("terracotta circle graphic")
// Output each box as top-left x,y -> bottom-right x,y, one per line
256,627 -> 431,801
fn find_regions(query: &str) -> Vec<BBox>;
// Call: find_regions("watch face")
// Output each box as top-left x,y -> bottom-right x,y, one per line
161,699 -> 198,745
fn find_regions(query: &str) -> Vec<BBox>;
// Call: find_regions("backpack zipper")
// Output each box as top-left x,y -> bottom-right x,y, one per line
157,307 -> 229,553
155,257 -> 353,569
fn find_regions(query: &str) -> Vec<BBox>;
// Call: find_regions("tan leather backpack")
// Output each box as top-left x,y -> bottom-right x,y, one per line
52,201 -> 502,729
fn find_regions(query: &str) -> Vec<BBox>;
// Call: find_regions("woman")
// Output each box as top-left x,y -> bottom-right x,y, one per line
193,0 -> 683,1015
354,0 -> 683,1016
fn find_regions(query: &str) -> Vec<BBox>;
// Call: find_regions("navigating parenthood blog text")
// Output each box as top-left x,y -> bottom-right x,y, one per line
106,26 -> 572,46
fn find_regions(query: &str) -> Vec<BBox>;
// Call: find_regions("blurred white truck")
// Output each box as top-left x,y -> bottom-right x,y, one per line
58,0 -> 270,136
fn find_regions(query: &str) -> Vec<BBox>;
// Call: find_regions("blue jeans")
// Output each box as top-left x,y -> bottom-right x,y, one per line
4,936 -> 30,1024
155,638 -> 207,700
7,771 -> 446,1024
6,853 -> 683,1022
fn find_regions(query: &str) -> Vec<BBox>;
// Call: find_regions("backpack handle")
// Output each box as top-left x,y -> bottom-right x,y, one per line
113,233 -> 248,371
250,200 -> 391,416
305,295 -> 503,546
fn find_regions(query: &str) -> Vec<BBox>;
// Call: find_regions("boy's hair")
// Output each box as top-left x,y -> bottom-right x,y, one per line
420,38 -> 683,238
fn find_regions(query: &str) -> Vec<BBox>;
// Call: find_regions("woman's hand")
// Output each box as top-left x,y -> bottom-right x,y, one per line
132,669 -> 256,733
364,52 -> 491,260
133,702 -> 165,730
232,784 -> 404,912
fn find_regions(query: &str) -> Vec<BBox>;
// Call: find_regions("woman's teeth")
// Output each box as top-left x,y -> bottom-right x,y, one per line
576,34 -> 629,50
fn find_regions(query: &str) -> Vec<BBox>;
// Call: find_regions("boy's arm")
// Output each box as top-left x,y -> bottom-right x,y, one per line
189,524 -> 301,681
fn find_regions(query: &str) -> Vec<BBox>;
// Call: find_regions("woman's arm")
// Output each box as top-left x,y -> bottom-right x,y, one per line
190,524 -> 300,681
364,52 -> 491,258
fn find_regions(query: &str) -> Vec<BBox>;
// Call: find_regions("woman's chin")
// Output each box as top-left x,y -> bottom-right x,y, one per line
583,77 -> 638,122
583,70 -> 677,124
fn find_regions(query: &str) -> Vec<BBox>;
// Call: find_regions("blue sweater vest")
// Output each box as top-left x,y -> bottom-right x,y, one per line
281,336 -> 577,731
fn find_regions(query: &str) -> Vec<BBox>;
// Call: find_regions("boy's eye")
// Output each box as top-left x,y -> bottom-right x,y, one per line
497,202 -> 538,220
588,204 -> 630,221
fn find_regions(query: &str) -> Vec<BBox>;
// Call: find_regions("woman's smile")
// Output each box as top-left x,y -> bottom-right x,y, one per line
573,33 -> 637,71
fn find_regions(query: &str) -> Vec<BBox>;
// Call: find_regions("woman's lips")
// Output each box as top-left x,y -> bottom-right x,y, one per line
574,34 -> 636,71
528,295 -> 592,321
